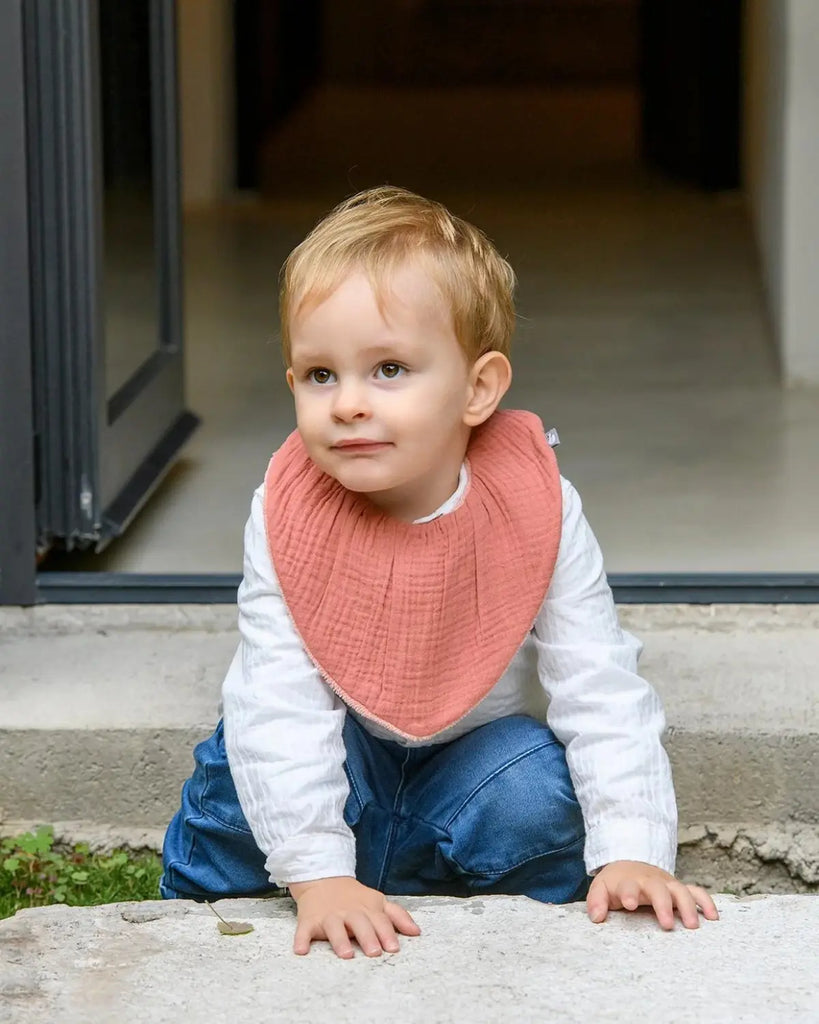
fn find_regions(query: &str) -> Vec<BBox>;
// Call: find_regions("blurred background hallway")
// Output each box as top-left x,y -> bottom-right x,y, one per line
44,0 -> 819,575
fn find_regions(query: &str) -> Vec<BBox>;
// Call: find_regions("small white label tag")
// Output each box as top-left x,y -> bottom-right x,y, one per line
545,427 -> 560,449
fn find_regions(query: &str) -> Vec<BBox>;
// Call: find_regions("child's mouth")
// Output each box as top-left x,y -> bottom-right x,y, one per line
332,439 -> 391,452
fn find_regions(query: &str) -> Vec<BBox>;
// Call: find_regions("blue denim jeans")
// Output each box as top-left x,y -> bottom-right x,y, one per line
161,713 -> 589,904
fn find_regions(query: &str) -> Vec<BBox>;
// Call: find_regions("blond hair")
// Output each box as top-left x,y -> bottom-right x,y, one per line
279,186 -> 516,365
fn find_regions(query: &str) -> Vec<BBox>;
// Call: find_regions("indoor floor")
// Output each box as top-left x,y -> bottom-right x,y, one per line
60,86 -> 819,575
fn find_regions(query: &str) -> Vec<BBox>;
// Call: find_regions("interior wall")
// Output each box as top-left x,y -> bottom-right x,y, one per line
744,0 -> 819,386
177,0 -> 234,207
743,0 -> 786,353
783,1 -> 819,385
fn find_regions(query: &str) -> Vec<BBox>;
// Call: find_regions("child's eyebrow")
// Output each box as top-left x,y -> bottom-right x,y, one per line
358,342 -> 413,360
292,341 -> 412,365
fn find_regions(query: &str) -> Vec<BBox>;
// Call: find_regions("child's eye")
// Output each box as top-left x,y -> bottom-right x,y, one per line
377,363 -> 404,380
308,368 -> 335,384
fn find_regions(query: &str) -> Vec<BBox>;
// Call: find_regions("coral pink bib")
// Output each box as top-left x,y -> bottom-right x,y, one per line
263,409 -> 562,741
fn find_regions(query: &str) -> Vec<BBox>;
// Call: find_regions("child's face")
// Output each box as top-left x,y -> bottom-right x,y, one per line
286,263 -> 475,521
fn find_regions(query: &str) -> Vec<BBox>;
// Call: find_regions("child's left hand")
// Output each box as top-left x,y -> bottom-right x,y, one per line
587,860 -> 719,930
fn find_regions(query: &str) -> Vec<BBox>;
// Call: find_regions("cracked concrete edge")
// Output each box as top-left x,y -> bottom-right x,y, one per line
1,819 -> 817,892
677,823 -> 819,892
1,891 -> 795,930
2,603 -> 819,637
679,822 -> 819,878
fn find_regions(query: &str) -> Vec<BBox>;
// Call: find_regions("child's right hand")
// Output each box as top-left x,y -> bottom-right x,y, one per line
288,876 -> 421,959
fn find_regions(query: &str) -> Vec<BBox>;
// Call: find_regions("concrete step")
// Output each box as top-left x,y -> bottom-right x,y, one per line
2,894 -> 817,1022
1,604 -> 818,891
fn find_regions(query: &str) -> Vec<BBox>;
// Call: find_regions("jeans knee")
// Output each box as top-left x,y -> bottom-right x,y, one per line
443,733 -> 585,878
161,722 -> 270,899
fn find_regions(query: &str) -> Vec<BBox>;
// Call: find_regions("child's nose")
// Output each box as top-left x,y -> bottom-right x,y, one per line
331,380 -> 370,421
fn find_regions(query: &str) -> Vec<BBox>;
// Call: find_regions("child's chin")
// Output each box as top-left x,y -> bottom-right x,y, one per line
340,475 -> 394,497
316,458 -> 389,493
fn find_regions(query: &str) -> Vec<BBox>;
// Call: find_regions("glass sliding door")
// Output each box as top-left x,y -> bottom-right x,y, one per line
25,0 -> 197,554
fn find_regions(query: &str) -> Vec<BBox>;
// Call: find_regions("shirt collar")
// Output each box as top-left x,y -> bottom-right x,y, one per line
412,463 -> 469,524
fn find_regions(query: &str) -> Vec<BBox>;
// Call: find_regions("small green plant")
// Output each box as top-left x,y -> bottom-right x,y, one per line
1,825 -> 163,920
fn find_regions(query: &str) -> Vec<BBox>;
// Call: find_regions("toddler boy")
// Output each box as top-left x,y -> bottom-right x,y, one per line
162,186 -> 718,957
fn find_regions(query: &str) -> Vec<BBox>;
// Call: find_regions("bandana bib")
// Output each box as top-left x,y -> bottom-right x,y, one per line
264,409 -> 562,741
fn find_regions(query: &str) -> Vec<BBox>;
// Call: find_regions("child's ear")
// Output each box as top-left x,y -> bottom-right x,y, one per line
286,368 -> 295,393
463,351 -> 512,427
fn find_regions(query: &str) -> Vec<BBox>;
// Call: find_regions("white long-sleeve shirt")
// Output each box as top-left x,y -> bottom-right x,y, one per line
222,469 -> 678,887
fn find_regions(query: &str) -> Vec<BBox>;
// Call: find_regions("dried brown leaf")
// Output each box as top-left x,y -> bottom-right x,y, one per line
217,920 -> 255,936
205,900 -> 255,936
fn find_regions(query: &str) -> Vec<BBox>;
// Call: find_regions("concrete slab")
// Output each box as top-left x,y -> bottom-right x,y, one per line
1,894 -> 817,1023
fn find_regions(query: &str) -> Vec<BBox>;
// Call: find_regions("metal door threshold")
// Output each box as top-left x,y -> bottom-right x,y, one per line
35,572 -> 819,604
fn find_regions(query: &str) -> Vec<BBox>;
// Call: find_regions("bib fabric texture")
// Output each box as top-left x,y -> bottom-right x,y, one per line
263,409 -> 563,741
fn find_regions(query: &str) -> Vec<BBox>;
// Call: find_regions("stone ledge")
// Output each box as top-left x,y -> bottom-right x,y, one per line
1,894 -> 817,1023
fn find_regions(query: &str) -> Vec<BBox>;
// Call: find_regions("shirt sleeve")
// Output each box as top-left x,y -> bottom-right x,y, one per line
221,484 -> 357,887
533,477 -> 678,875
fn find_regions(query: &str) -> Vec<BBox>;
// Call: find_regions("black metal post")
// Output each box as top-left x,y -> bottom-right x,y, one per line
0,0 -> 37,605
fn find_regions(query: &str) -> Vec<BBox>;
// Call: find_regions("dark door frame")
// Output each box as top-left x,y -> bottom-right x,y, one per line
26,0 -> 196,552
0,0 -> 37,605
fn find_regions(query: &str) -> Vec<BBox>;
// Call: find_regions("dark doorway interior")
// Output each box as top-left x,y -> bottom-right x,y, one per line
640,0 -> 743,190
233,0 -> 323,189
233,0 -> 742,195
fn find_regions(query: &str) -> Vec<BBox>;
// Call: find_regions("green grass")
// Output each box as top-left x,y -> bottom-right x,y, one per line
1,825 -> 163,921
